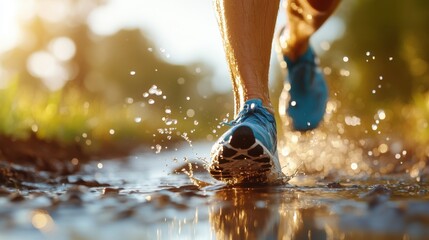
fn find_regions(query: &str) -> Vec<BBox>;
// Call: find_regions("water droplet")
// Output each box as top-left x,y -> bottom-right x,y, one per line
379,76 -> 383,80
194,120 -> 199,125
340,69 -> 350,77
186,109 -> 195,118
147,47 -> 153,52
366,51 -> 371,56
31,124 -> 38,132
165,108 -> 172,114
291,101 -> 297,107
344,116 -> 361,126
372,124 -> 378,131
134,117 -> 142,123
320,41 -> 330,51
148,99 -> 155,104
291,135 -> 299,143
206,134 -> 214,141
350,162 -> 358,170
372,90 -> 376,94
143,92 -> 149,98
126,97 -> 134,104
343,56 -> 349,62
71,158 -> 79,165
378,110 -> 386,120
186,96 -> 190,101
148,85 -> 162,95
97,163 -> 103,169
378,143 -> 388,153
323,67 -> 332,75
177,77 -> 185,85
109,129 -> 115,135
389,57 -> 393,61
164,118 -> 177,126
130,71 -> 136,76
155,144 -> 162,154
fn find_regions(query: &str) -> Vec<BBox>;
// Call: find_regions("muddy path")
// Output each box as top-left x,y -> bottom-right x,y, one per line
1,143 -> 429,240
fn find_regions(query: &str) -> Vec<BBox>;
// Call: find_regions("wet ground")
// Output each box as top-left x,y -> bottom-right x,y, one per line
1,143 -> 429,240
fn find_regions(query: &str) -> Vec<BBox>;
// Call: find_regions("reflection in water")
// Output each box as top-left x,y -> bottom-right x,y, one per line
209,187 -> 327,240
206,181 -> 429,240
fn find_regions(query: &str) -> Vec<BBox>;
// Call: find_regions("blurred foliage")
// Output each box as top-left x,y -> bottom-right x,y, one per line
0,0 -> 231,153
0,77 -> 144,147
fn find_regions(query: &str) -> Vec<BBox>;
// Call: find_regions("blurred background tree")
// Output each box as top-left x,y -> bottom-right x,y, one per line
0,0 -> 231,153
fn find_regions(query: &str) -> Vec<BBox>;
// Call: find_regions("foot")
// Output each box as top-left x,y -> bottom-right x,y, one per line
209,99 -> 283,184
280,46 -> 328,131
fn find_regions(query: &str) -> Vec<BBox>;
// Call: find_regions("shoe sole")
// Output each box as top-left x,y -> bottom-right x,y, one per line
209,126 -> 281,184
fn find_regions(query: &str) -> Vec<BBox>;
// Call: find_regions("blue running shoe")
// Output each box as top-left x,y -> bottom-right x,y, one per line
209,99 -> 283,184
281,46 -> 328,131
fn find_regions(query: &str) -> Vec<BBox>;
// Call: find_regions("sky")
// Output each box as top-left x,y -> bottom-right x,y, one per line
0,0 -> 344,92
0,0 -> 20,53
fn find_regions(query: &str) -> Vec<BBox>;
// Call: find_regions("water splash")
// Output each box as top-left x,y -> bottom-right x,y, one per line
278,88 -> 366,177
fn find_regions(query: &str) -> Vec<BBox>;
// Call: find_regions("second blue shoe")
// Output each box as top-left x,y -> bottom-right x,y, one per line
281,46 -> 328,131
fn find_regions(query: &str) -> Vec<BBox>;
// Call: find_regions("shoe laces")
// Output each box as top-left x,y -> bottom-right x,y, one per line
227,101 -> 275,127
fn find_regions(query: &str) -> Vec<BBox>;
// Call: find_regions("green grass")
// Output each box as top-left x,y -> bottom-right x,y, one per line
0,77 -> 154,153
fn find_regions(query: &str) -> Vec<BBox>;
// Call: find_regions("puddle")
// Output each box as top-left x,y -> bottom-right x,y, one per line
1,143 -> 429,240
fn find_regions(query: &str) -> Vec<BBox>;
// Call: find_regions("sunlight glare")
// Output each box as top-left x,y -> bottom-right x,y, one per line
48,37 -> 76,61
0,1 -> 21,53
31,210 -> 55,232
27,51 -> 69,91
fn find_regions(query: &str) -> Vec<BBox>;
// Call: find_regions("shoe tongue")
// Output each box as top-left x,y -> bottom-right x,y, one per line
243,98 -> 263,107
244,98 -> 263,109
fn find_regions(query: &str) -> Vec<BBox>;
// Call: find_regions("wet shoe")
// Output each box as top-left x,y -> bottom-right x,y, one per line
209,99 -> 283,184
280,46 -> 328,131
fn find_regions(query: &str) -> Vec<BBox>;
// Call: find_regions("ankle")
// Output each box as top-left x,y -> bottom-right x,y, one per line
236,96 -> 274,115
282,40 -> 309,62
279,30 -> 309,61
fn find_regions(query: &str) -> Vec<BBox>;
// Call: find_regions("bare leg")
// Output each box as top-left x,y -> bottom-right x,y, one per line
279,0 -> 340,60
214,0 -> 280,116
